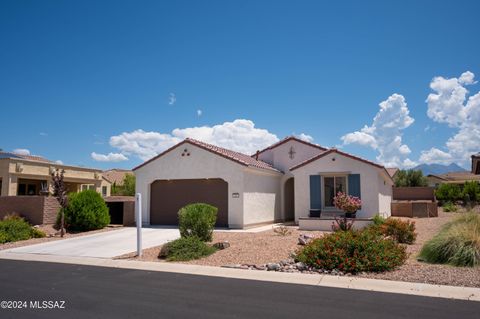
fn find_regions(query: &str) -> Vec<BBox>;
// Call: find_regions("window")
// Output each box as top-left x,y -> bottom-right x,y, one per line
102,186 -> 107,197
18,183 -> 37,196
323,176 -> 347,208
81,184 -> 95,191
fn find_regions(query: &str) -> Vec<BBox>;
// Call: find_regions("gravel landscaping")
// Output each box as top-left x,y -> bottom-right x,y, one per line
121,209 -> 480,288
0,224 -> 122,251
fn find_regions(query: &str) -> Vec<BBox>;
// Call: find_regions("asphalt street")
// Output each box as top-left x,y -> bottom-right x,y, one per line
0,260 -> 478,319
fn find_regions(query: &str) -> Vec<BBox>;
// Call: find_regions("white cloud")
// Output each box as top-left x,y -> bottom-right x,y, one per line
168,93 -> 176,105
419,147 -> 453,165
108,119 -> 279,161
91,152 -> 129,162
341,93 -> 415,168
295,133 -> 314,143
13,148 -> 30,155
55,160 -> 64,165
423,71 -> 480,166
39,132 -> 48,136
197,109 -> 202,117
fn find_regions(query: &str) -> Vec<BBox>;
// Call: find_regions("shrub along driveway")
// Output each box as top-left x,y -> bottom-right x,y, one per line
0,227 -> 179,258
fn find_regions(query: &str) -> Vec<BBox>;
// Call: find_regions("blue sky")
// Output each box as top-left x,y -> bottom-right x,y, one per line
1,0 -> 479,170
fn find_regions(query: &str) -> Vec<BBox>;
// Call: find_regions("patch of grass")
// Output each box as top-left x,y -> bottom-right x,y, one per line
419,213 -> 480,267
0,215 -> 46,244
159,236 -> 217,261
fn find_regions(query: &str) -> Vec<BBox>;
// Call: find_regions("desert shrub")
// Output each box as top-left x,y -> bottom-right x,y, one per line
178,203 -> 217,242
435,184 -> 462,202
0,215 -> 46,243
462,181 -> 480,203
295,229 -> 407,273
379,218 -> 416,244
442,201 -> 457,212
419,213 -> 480,267
159,236 -> 217,261
273,225 -> 292,236
372,214 -> 386,226
63,190 -> 110,231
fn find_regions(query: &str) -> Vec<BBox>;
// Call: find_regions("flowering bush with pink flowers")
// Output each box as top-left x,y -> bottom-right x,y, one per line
333,192 -> 361,213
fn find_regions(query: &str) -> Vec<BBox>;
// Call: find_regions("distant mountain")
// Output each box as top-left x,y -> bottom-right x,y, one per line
413,163 -> 467,176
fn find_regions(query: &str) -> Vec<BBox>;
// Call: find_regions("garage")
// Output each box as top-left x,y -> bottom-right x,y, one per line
150,178 -> 228,227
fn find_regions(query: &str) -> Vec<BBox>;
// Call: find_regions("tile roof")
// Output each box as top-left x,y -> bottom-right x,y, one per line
103,169 -> 133,185
133,138 -> 281,173
254,136 -> 327,156
428,171 -> 480,182
0,151 -> 52,163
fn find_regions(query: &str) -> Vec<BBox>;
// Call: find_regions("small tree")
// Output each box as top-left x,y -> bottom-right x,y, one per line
122,174 -> 135,196
51,169 -> 67,237
394,169 -> 428,187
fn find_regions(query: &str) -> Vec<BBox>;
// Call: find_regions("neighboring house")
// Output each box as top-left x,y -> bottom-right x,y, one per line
427,172 -> 480,188
0,151 -> 111,197
134,136 -> 393,228
473,153 -> 480,175
103,169 -> 133,186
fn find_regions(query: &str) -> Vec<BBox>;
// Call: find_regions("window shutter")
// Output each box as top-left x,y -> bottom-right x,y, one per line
310,175 -> 322,209
348,174 -> 361,199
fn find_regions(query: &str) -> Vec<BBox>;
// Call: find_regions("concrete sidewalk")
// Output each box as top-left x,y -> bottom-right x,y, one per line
1,227 -> 179,258
0,251 -> 478,302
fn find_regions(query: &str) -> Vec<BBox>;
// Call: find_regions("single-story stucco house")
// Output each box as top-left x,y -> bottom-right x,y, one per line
0,151 -> 111,197
133,137 -> 394,229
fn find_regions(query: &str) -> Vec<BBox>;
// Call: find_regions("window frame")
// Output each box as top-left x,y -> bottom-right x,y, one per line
322,174 -> 348,209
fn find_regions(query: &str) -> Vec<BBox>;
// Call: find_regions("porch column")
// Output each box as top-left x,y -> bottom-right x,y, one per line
7,175 -> 18,196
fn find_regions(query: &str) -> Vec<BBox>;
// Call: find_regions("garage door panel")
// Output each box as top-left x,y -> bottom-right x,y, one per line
150,179 -> 228,227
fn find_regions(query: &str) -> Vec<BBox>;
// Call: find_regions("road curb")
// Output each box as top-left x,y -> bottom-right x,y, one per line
1,252 -> 479,302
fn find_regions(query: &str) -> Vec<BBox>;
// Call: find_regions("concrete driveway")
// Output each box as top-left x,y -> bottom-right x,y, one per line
1,227 -> 179,258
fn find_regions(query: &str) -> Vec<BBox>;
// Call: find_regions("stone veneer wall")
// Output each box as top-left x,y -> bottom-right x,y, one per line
0,196 -> 60,225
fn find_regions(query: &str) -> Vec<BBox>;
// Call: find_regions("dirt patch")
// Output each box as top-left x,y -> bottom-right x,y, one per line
0,225 -> 122,251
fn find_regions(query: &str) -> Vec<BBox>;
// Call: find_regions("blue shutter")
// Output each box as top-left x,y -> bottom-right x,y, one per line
310,175 -> 322,209
348,174 -> 361,199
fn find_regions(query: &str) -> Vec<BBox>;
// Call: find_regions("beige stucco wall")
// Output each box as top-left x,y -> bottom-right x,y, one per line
378,172 -> 393,217
292,152 -> 387,220
258,140 -> 324,220
243,168 -> 282,226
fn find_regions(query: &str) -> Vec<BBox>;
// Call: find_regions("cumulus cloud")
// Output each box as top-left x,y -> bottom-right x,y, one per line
55,160 -> 64,165
341,94 -> 415,168
295,133 -> 314,143
168,93 -> 176,105
423,71 -> 480,166
108,119 -> 279,161
13,148 -> 30,155
91,152 -> 129,162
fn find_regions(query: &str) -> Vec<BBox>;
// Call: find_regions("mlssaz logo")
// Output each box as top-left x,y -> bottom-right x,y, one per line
29,300 -> 66,309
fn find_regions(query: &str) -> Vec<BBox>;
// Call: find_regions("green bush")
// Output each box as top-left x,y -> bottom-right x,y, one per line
462,181 -> 480,203
394,169 -> 428,187
178,203 -> 217,242
442,201 -> 457,212
419,213 -> 480,267
435,184 -> 462,202
63,190 -> 110,231
372,214 -> 386,226
159,236 -> 217,261
295,229 -> 407,273
378,218 -> 416,244
0,215 -> 46,244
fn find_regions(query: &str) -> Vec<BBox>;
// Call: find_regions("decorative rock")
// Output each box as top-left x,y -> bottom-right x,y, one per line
298,234 -> 315,245
266,263 -> 281,271
295,262 -> 307,271
255,265 -> 267,271
213,241 -> 230,250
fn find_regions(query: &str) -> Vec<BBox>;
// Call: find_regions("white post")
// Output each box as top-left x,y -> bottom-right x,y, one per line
136,193 -> 142,257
